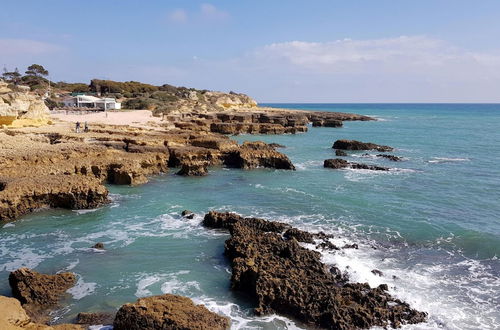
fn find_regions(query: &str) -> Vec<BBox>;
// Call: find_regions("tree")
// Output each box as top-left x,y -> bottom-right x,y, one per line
25,64 -> 49,78
2,67 -> 22,85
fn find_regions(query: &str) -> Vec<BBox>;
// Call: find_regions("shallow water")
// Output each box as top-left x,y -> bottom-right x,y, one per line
1,104 -> 499,329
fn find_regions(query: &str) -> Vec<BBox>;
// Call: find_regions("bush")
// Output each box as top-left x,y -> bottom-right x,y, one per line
44,98 -> 64,110
122,97 -> 161,110
150,91 -> 178,102
90,79 -> 159,94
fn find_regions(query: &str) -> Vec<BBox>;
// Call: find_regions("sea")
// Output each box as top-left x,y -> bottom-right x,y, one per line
1,104 -> 499,329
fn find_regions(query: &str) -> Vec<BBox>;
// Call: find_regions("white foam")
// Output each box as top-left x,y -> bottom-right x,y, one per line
135,275 -> 162,297
2,223 -> 15,228
67,276 -> 97,300
73,208 -> 99,214
65,259 -> 79,271
428,157 -> 470,163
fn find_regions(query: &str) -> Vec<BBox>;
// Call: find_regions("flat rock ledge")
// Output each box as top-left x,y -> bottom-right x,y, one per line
113,294 -> 230,330
324,158 -> 389,171
203,211 -> 427,329
9,268 -> 77,322
333,139 -> 393,152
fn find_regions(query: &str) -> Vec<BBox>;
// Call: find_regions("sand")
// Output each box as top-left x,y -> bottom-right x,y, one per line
50,110 -> 163,129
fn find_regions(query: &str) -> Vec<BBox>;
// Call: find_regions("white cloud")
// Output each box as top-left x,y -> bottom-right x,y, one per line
167,9 -> 188,23
0,39 -> 64,55
200,3 -> 229,21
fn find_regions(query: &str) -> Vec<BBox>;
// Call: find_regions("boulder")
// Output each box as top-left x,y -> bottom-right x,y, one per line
333,139 -> 393,152
181,210 -> 195,219
9,268 -> 76,320
203,211 -> 427,329
113,294 -> 230,330
91,242 -> 105,250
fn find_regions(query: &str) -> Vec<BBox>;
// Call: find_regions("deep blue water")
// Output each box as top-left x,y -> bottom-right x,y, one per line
1,104 -> 499,329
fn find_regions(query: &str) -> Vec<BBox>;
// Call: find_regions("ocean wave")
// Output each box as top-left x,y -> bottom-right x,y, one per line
67,276 -> 97,300
252,184 -> 316,198
294,160 -> 323,170
428,157 -> 470,164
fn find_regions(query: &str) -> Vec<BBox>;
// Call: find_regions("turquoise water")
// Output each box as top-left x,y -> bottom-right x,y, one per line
1,104 -> 499,329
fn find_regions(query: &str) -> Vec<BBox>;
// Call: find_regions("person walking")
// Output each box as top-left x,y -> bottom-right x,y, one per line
84,121 -> 89,132
75,121 -> 80,133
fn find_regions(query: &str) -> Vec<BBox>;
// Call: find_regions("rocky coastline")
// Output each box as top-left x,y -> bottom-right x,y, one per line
0,86 -> 430,329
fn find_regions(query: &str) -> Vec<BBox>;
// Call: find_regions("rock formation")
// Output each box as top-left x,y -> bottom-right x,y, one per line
376,154 -> 403,161
0,295 -> 83,330
9,268 -> 76,321
324,158 -> 389,171
333,139 -> 393,152
203,211 -> 427,329
113,294 -> 230,330
75,312 -> 114,326
0,81 -> 50,127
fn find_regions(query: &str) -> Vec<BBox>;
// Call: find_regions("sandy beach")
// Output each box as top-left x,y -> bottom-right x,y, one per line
51,110 -> 163,128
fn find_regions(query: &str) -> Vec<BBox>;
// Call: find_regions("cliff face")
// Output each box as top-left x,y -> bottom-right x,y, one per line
0,81 -> 50,127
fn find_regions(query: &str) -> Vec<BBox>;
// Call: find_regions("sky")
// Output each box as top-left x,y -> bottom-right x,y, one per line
1,0 -> 500,103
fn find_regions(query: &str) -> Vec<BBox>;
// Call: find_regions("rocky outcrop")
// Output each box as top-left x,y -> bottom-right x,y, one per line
0,81 -> 50,127
113,294 -> 230,330
227,141 -> 295,170
203,211 -> 427,329
177,160 -> 209,176
324,158 -> 389,171
335,149 -> 348,156
9,268 -> 76,321
0,175 -> 108,221
333,139 -> 393,152
0,295 -> 83,330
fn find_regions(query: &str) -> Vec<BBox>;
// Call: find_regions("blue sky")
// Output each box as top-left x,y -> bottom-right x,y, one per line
1,0 -> 500,102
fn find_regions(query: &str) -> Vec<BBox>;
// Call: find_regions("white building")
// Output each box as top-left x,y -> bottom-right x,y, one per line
62,95 -> 121,110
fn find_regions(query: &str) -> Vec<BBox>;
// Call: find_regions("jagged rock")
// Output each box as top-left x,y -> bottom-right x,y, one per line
343,243 -> 359,249
316,241 -> 340,250
283,228 -> 315,243
0,295 -> 83,329
113,294 -> 230,330
9,268 -> 76,321
324,158 -> 389,171
91,242 -> 105,249
312,119 -> 343,127
76,312 -> 114,326
203,211 -> 427,329
335,149 -> 348,156
333,139 -> 393,152
181,210 -> 195,219
371,269 -> 384,276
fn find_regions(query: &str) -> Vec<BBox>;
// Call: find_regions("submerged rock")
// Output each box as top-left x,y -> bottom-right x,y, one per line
76,312 -> 114,326
333,139 -> 393,152
181,210 -> 195,219
324,158 -> 389,171
9,268 -> 76,321
376,154 -> 403,161
91,242 -> 105,250
203,211 -> 427,329
335,149 -> 348,156
113,294 -> 230,330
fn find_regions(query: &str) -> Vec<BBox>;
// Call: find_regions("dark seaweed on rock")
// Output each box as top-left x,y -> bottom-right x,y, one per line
203,211 -> 427,330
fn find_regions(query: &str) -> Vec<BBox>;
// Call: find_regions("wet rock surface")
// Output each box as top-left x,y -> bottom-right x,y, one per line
76,312 -> 114,326
376,154 -> 403,161
333,139 -> 393,152
9,268 -> 77,322
324,158 -> 389,171
203,211 -> 427,329
113,294 -> 230,330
